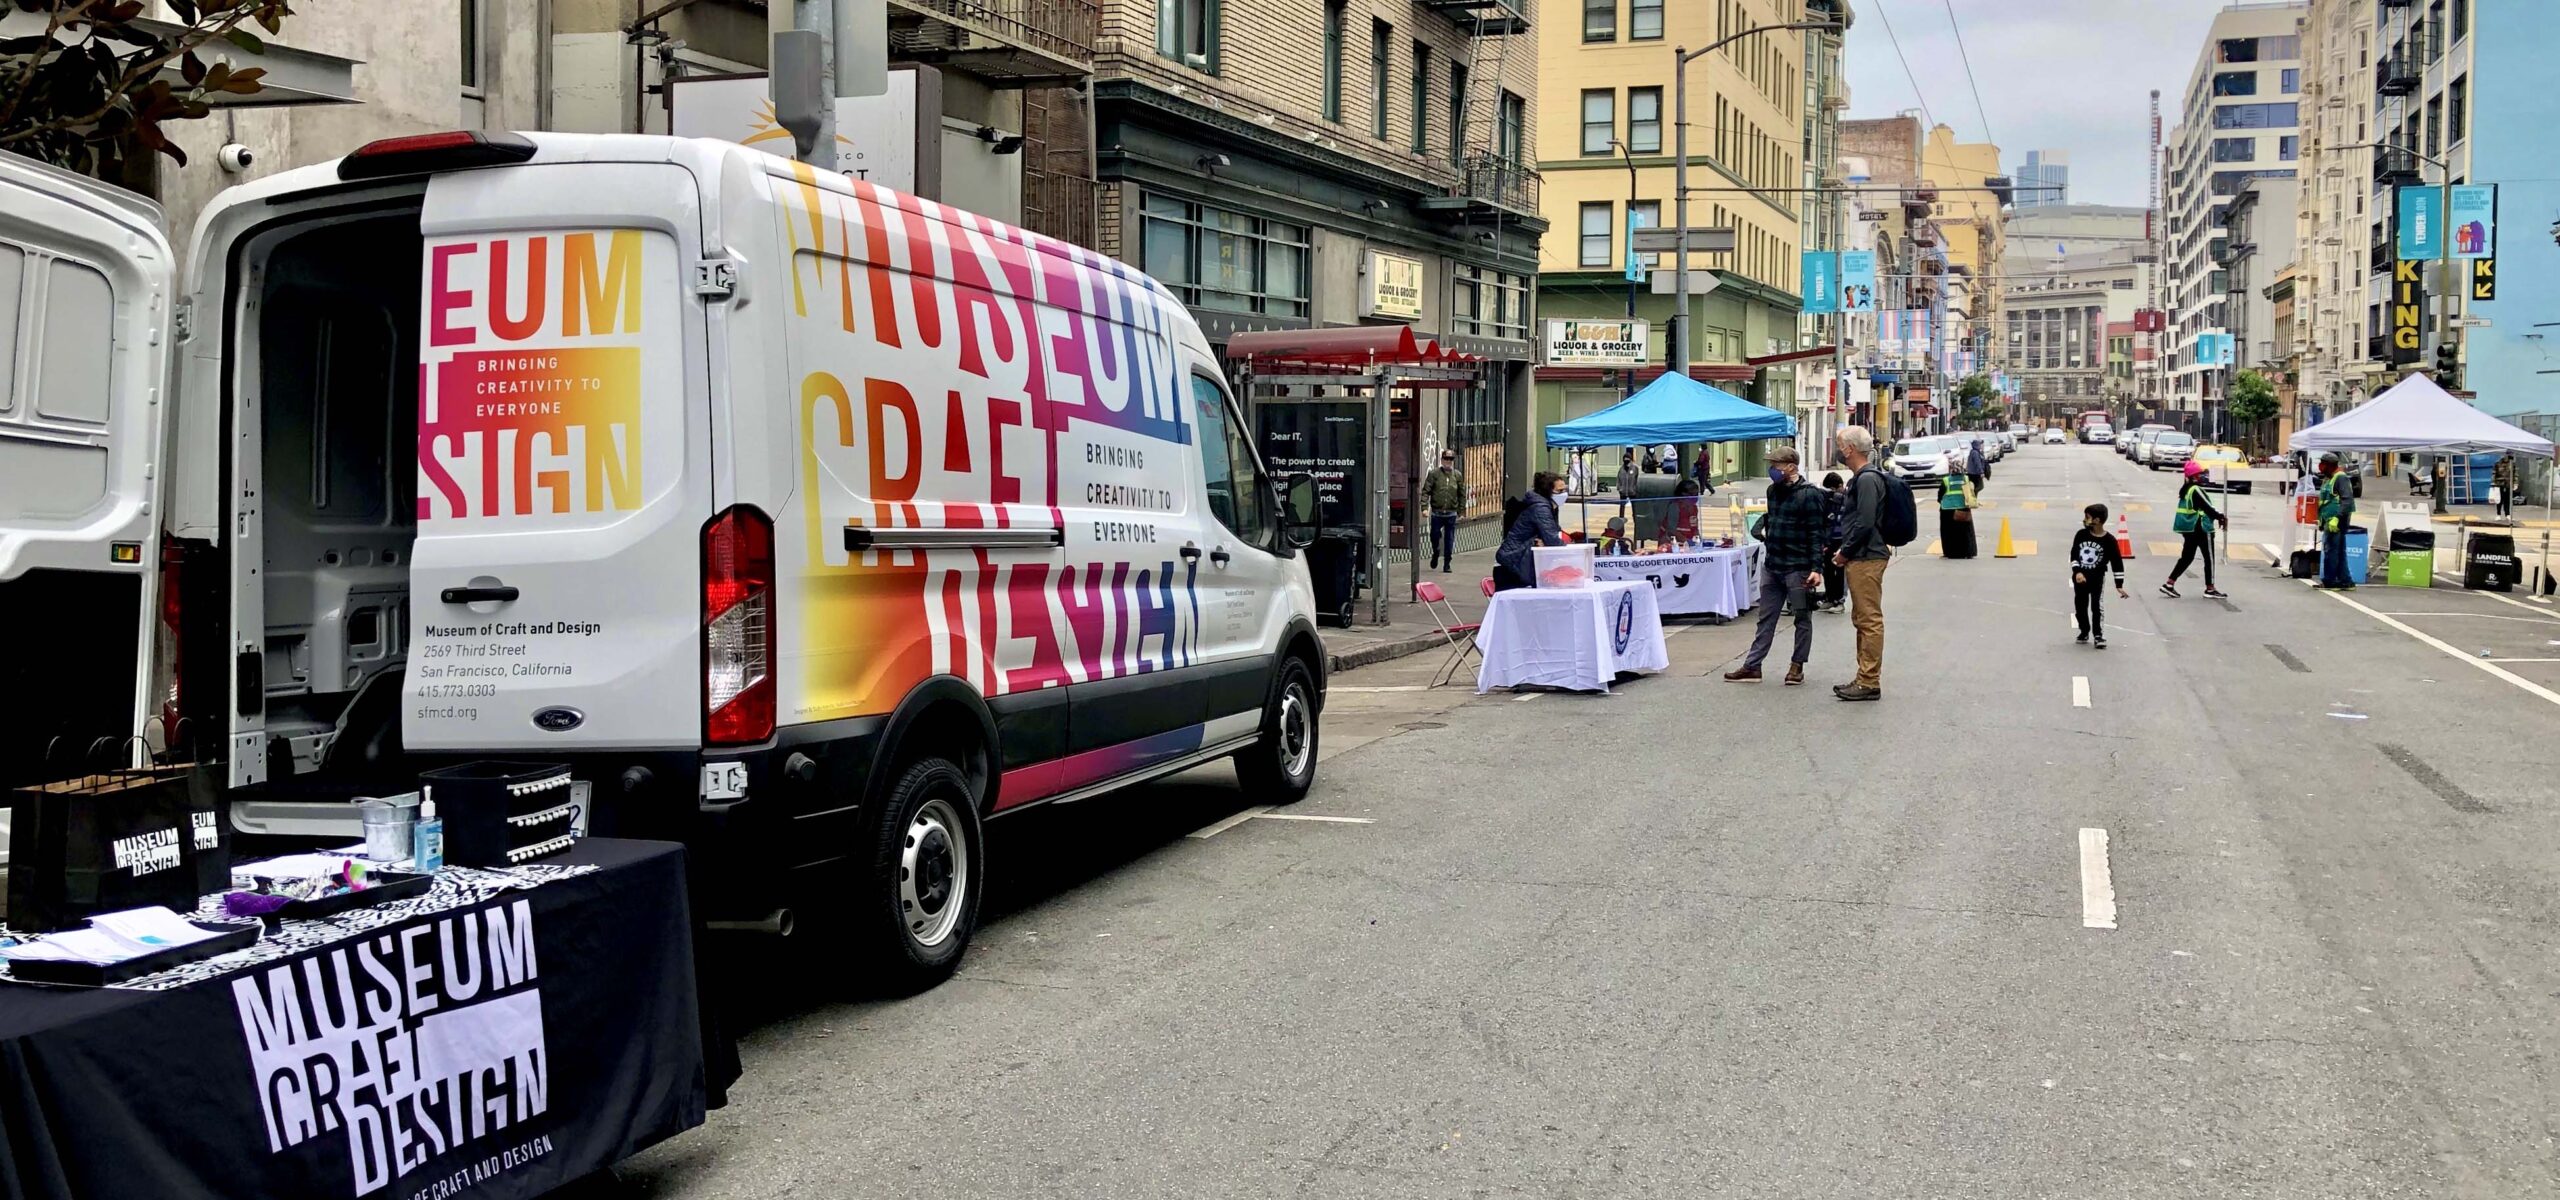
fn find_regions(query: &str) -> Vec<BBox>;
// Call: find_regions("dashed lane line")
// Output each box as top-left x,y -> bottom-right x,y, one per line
2072,676 -> 2092,708
2079,828 -> 2118,930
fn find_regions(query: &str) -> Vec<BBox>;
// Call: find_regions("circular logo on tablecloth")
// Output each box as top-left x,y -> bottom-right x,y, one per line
1613,592 -> 1635,653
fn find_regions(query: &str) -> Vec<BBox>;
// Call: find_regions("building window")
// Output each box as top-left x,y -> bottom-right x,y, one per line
460,0 -> 483,91
1584,0 -> 1614,42
1322,0 -> 1345,123
1498,91 -> 1525,164
1452,265 -> 1529,341
1411,42 -> 1430,153
1157,0 -> 1222,72
2448,75 -> 2467,146
2211,102 -> 2297,129
1139,193 -> 1310,317
2453,0 -> 2469,42
2212,71 -> 2258,97
1370,20 -> 1391,140
2218,37 -> 2259,63
1579,202 -> 1612,267
1581,89 -> 1614,156
1626,87 -> 1661,154
2212,137 -> 2256,163
2425,95 -> 2442,157
1448,63 -> 1469,164
2278,135 -> 2299,161
1630,0 -> 1663,40
2280,68 -> 2299,94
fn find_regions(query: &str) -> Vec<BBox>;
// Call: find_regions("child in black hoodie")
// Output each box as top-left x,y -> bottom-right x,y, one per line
2070,503 -> 2129,648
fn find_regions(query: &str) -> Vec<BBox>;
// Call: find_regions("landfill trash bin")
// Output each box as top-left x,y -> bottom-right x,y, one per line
1307,526 -> 1366,626
2466,533 -> 2521,592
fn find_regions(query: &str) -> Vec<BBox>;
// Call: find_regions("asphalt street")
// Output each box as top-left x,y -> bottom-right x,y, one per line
605,443 -> 2560,1199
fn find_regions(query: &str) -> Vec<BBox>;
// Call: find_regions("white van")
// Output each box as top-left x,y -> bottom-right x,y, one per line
0,132 -> 1327,986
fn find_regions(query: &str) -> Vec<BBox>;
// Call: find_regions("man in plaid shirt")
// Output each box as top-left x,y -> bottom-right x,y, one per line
1725,446 -> 1830,686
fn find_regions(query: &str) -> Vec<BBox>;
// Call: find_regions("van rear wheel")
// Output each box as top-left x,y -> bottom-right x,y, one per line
855,756 -> 984,992
1235,657 -> 1318,804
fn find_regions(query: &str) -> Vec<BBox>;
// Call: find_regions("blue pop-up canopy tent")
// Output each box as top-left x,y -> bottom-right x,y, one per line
1543,372 -> 1797,446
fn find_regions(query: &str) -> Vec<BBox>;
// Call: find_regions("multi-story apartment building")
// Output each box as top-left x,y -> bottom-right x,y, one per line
1532,0 -> 1821,482
2216,174 -> 2300,442
1917,122 -> 2006,340
2292,0 -> 2374,427
1838,114 -> 1950,438
2448,1 -> 2557,504
2163,2 -> 2305,427
2006,204 -> 2150,258
2012,148 -> 2070,209
1793,0 -> 1854,456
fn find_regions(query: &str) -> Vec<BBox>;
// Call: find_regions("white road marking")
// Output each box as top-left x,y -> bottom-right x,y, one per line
2079,828 -> 2118,930
1252,813 -> 1377,824
2324,585 -> 2560,706
2434,574 -> 2560,616
1331,685 -> 1430,693
2485,658 -> 2560,664
2072,676 -> 2092,708
2375,610 -> 2560,625
1186,805 -> 1273,840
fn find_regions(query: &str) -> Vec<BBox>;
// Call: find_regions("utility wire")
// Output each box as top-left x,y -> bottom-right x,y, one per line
1868,0 -> 1939,137
1940,0 -> 1997,149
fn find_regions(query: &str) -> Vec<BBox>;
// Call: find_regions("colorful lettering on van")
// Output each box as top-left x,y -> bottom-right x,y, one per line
772,167 -> 1207,721
418,231 -> 668,522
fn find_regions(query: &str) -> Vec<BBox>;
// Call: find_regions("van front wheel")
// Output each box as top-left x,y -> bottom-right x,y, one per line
1235,657 -> 1319,804
856,756 -> 984,992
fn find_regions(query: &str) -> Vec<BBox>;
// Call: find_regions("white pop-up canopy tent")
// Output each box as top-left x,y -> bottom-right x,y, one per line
2288,373 -> 2555,591
2289,372 -> 2557,457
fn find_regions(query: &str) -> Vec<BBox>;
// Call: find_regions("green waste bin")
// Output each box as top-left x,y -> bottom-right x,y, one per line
2386,549 -> 2433,588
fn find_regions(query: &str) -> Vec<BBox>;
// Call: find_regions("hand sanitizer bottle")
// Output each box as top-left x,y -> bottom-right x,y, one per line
412,797 -> 445,872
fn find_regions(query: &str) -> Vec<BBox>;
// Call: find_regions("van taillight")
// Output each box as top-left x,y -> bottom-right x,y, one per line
337,130 -> 536,180
702,506 -> 775,746
157,541 -> 186,744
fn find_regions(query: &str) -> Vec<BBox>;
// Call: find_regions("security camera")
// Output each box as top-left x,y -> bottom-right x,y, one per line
218,143 -> 254,174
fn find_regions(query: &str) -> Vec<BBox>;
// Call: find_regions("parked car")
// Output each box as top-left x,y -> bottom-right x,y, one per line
2124,429 -> 2158,463
0,133 -> 1329,988
2190,443 -> 2252,492
2043,428 -> 2070,445
1890,436 -> 1962,481
2146,431 -> 2197,470
2086,426 -> 2116,444
2009,423 -> 2033,445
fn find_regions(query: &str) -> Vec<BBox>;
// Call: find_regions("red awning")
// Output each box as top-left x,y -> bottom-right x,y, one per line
1225,325 -> 1480,368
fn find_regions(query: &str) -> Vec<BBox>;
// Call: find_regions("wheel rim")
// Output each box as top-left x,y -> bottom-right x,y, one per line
899,796 -> 970,949
1277,681 -> 1313,780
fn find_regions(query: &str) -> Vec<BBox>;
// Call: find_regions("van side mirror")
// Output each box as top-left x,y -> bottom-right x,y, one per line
1279,473 -> 1319,549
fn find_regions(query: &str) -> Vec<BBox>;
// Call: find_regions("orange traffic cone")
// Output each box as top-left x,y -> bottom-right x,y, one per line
1994,516 -> 2019,558
2116,512 -> 2135,559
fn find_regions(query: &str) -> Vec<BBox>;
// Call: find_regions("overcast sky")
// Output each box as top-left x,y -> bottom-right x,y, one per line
1841,0 -> 2242,206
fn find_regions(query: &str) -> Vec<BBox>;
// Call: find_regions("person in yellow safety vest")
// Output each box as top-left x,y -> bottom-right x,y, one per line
1936,460 -> 1979,559
2316,453 -> 2359,589
2161,460 -> 2228,599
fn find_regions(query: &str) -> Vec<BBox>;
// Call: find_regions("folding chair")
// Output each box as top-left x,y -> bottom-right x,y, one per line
1415,580 -> 1483,688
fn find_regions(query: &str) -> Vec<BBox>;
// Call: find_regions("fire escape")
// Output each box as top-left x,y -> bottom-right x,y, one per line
884,0 -> 1100,247
1415,0 -> 1543,226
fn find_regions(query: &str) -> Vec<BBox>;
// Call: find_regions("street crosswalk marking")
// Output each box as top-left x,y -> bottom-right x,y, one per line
2020,501 -> 2048,510
2126,503 -> 2153,513
2149,541 -> 2183,558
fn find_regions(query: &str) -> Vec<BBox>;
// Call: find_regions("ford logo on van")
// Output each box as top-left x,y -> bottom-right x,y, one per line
533,707 -> 584,732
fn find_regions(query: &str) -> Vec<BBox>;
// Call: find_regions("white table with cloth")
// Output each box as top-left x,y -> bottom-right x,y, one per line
1590,543 -> 1764,618
1474,579 -> 1671,694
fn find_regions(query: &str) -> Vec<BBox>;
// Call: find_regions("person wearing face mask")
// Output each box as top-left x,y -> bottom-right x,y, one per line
1724,447 -> 1829,684
1494,471 -> 1569,590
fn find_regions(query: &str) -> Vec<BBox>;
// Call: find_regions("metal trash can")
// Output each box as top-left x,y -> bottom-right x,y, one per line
1307,526 -> 1366,626
2466,533 -> 2521,592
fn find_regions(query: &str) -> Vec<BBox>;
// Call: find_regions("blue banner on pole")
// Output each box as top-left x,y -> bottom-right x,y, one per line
1801,251 -> 1840,314
2448,184 -> 2496,259
1624,208 -> 1648,283
1840,249 -> 1876,312
2397,186 -> 2443,260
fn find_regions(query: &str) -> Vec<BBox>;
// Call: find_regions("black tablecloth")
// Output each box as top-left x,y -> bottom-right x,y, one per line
0,839 -> 715,1200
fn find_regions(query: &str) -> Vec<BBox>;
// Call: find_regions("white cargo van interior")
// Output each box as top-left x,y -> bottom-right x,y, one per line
216,204 -> 431,805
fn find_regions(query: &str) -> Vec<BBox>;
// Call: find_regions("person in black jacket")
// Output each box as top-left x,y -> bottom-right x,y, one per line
1725,447 -> 1829,685
1817,471 -> 1849,613
1494,472 -> 1567,590
2069,503 -> 2130,648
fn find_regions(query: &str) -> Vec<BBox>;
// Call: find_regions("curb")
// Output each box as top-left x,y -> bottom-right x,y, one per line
1323,629 -> 1450,674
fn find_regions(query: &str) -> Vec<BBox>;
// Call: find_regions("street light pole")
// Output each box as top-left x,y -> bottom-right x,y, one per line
1670,20 -> 1843,374
1613,139 -> 1640,402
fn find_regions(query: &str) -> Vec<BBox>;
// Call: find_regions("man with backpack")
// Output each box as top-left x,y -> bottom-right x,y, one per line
1831,425 -> 1912,701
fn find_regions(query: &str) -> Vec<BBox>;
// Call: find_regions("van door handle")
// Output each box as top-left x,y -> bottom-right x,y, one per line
1179,542 -> 1203,562
440,585 -> 520,604
1210,548 -> 1233,567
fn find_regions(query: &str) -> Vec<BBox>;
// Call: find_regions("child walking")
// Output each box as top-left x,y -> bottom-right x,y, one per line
2070,503 -> 2129,648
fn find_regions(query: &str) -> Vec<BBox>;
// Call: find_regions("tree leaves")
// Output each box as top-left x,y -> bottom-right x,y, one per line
0,0 -> 293,179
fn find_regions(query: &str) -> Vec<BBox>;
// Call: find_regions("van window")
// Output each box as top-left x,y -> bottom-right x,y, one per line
1191,374 -> 1271,547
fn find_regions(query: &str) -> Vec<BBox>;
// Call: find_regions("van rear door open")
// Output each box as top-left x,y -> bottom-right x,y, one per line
0,154 -> 175,786
404,164 -> 714,752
